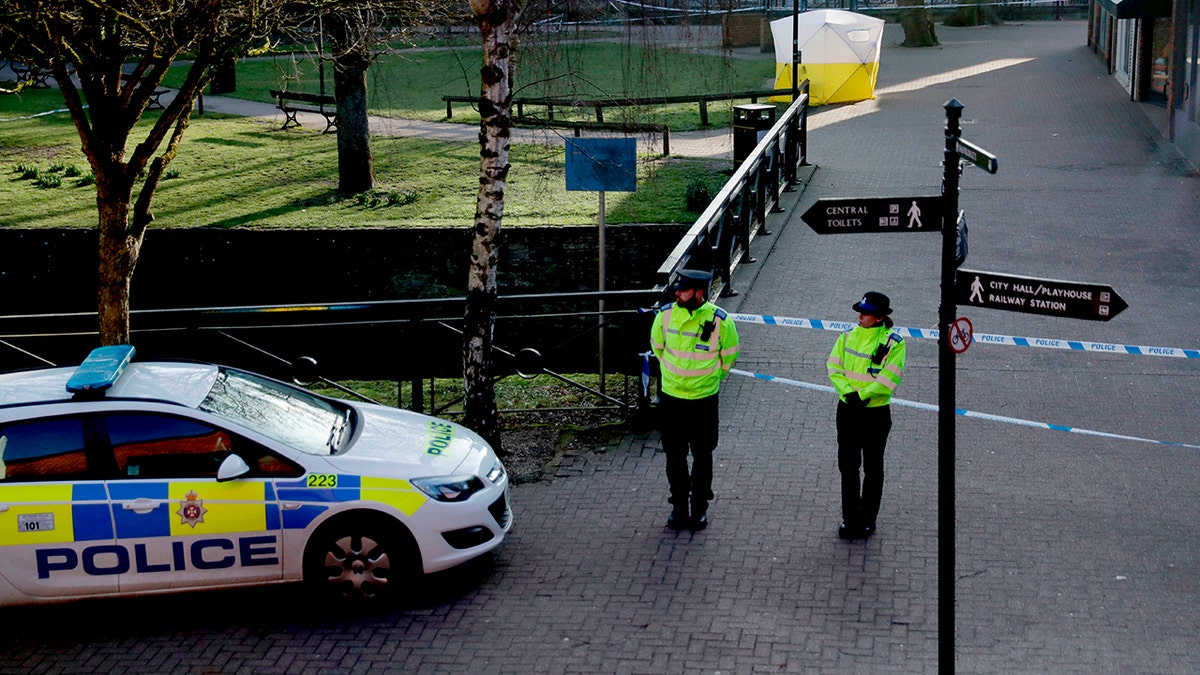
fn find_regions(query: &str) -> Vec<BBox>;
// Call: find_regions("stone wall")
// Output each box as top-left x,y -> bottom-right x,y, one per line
0,226 -> 687,377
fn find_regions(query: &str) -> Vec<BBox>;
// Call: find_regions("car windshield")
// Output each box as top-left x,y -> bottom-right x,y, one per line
198,368 -> 352,456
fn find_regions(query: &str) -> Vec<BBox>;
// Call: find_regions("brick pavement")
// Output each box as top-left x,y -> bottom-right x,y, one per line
3,20 -> 1198,674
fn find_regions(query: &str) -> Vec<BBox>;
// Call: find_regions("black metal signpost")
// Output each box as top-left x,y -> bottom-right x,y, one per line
939,101 -> 967,673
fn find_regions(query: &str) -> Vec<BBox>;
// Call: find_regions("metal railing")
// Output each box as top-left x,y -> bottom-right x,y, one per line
0,290 -> 660,414
655,82 -> 809,298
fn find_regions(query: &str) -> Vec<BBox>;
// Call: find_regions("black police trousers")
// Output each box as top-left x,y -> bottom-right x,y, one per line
658,392 -> 719,515
836,401 -> 892,528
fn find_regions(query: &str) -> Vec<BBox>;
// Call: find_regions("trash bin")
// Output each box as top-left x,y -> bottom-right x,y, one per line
732,103 -> 777,165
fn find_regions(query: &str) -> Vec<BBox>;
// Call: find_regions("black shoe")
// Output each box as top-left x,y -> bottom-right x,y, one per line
838,523 -> 869,540
667,510 -> 689,530
691,513 -> 708,531
862,523 -> 876,539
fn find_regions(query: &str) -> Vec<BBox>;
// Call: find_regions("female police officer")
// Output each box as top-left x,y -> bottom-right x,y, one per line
826,292 -> 906,540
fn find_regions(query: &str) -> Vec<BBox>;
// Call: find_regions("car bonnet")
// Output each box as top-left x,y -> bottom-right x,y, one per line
336,405 -> 494,475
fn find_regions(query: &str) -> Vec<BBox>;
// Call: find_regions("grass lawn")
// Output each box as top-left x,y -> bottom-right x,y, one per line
1,87 -> 730,229
1,32 -> 772,229
166,40 -> 777,129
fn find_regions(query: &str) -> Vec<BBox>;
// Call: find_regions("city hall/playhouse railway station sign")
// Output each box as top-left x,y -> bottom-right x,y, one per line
956,269 -> 1128,321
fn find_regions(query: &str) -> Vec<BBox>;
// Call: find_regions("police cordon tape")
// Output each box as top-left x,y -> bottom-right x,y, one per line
729,313 -> 1200,360
730,368 -> 1200,450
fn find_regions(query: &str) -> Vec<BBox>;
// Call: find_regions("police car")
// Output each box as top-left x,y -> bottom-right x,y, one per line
0,345 -> 511,606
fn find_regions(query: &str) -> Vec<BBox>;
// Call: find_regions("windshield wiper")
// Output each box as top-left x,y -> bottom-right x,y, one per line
326,411 -> 349,455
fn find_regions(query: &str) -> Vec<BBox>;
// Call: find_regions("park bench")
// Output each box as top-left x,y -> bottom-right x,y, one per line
269,89 -> 338,133
120,73 -> 170,110
11,61 -> 54,88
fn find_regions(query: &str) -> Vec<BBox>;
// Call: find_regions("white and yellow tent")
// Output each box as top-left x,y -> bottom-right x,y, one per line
770,10 -> 885,106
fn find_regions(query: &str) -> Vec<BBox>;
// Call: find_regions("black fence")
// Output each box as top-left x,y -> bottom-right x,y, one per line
655,84 -> 809,298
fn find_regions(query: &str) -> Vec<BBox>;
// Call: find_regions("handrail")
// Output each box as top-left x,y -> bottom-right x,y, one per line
655,82 -> 809,300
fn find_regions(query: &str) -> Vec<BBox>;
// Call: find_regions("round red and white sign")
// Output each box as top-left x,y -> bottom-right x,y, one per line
949,317 -> 973,354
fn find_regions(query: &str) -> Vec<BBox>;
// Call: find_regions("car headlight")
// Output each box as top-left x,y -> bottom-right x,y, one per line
411,475 -> 485,502
486,460 -> 506,484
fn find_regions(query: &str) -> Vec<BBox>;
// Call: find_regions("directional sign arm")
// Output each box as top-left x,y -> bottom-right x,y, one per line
956,138 -> 998,174
955,269 -> 1128,321
801,196 -> 944,234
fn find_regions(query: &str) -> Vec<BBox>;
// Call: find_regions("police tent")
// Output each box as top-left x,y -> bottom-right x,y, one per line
770,10 -> 886,106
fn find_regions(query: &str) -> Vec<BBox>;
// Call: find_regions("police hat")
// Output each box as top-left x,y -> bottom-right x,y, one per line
675,269 -> 713,291
852,291 -> 892,316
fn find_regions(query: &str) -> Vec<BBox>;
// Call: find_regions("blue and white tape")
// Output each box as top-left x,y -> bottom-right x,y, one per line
0,106 -> 86,122
731,368 -> 1200,450
729,313 -> 1200,360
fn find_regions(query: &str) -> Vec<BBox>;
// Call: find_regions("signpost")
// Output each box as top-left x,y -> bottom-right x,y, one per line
801,100 -> 1129,666
956,269 -> 1129,321
801,196 -> 943,234
566,138 -> 637,393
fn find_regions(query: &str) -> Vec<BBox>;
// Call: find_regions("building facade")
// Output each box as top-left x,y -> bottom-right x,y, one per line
1091,0 -> 1200,170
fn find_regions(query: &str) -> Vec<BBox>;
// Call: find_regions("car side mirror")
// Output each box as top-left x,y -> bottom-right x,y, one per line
217,453 -> 251,482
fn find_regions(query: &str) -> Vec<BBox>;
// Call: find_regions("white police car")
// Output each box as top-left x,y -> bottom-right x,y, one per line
0,345 -> 511,606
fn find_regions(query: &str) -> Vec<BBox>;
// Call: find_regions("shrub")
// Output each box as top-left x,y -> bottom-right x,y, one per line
34,173 -> 62,188
684,177 -> 713,212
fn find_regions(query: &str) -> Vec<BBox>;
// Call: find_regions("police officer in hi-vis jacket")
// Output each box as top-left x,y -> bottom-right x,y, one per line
650,269 -> 741,531
827,291 -> 906,540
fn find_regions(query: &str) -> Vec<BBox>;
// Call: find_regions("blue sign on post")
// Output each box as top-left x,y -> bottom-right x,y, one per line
565,138 -> 637,192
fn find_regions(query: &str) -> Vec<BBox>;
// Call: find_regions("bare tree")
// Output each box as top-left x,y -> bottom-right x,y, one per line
462,0 -> 521,453
0,0 -> 286,345
322,6 -> 377,193
302,1 -> 456,193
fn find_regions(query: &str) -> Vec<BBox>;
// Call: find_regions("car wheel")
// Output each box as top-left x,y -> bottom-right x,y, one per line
303,514 -> 416,603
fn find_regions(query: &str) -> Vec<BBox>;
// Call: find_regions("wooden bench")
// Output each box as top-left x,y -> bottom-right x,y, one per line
120,73 -> 170,110
269,89 -> 338,133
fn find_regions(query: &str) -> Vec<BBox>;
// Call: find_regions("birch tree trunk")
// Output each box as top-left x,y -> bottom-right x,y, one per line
463,0 -> 521,454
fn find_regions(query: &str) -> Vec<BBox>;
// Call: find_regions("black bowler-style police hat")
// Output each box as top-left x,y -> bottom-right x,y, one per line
675,269 -> 713,291
852,291 -> 892,315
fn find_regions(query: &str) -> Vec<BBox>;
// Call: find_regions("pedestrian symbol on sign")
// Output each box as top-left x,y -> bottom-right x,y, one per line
907,200 -> 923,228
969,275 -> 984,303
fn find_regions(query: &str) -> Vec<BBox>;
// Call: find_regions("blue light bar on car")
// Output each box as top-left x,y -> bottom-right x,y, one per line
66,345 -> 136,395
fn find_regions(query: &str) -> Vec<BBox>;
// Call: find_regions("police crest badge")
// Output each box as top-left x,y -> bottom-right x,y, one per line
176,490 -> 208,528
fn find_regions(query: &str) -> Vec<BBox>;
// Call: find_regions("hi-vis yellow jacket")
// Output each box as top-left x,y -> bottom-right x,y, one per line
827,324 -> 906,407
651,301 -> 741,399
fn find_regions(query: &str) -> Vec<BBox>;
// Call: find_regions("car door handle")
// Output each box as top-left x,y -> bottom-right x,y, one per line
122,498 -> 163,514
